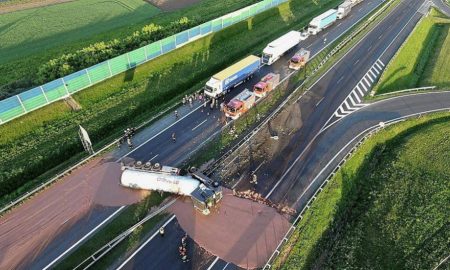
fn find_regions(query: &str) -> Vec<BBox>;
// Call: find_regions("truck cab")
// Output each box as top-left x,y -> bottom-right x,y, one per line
204,77 -> 222,99
253,73 -> 280,97
289,49 -> 310,70
190,184 -> 223,215
224,89 -> 255,119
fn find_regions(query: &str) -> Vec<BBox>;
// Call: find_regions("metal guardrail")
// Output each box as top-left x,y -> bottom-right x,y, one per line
376,86 -> 436,96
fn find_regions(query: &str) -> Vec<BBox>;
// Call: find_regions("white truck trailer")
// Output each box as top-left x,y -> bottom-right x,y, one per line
262,31 -> 301,65
121,164 -> 222,215
337,1 -> 352,19
308,9 -> 338,35
348,0 -> 363,7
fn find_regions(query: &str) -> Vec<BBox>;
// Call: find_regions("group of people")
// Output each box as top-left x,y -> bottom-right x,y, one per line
159,227 -> 190,263
182,92 -> 204,108
117,127 -> 136,148
178,233 -> 189,263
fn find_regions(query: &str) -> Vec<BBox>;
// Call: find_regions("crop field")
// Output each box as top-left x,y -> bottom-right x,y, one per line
0,0 -> 160,63
0,0 -> 341,207
374,9 -> 450,94
273,112 -> 450,270
0,0 -> 258,95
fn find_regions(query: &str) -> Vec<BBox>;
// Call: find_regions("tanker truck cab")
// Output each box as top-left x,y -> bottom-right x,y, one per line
190,183 -> 222,215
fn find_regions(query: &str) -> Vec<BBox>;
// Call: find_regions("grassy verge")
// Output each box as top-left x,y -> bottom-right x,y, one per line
273,112 -> 450,270
0,0 -> 258,93
55,193 -> 168,269
0,0 -> 343,208
374,8 -> 450,94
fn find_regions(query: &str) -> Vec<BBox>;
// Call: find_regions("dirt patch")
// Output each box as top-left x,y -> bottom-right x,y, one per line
169,189 -> 291,269
0,0 -> 75,14
0,157 -> 147,269
146,0 -> 202,11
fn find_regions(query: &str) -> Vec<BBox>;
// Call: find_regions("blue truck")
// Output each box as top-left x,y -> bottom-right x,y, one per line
204,55 -> 260,98
308,9 -> 338,35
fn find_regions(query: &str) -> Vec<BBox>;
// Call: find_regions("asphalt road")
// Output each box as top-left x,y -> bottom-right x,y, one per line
116,0 -> 438,269
20,0 -> 386,269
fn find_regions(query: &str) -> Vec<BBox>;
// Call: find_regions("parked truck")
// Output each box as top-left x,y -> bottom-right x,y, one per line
308,9 -> 338,35
121,163 -> 222,215
253,73 -> 280,97
348,0 -> 363,7
262,31 -> 302,65
224,89 -> 256,119
337,1 -> 352,19
204,55 -> 260,99
289,48 -> 310,70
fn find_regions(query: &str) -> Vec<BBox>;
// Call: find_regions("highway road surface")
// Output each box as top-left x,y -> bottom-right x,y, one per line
0,1 -> 389,269
116,0 -> 447,269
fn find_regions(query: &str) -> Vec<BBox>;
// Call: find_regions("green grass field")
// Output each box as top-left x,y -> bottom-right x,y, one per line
374,9 -> 450,94
0,0 -> 258,92
0,0 -> 341,206
273,112 -> 450,270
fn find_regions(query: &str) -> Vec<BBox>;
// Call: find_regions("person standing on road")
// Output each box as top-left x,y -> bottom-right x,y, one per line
175,110 -> 179,119
159,227 -> 165,237
172,133 -> 176,143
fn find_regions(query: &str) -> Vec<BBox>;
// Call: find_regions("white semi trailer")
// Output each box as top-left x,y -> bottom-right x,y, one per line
121,164 -> 222,215
262,31 -> 301,65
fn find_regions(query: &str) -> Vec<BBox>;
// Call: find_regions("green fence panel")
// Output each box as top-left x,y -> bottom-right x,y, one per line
0,96 -> 25,122
176,31 -> 189,46
189,26 -> 201,39
145,42 -> 162,60
161,36 -> 176,53
109,55 -> 129,76
19,87 -> 47,111
87,62 -> 111,84
223,16 -> 233,28
64,70 -> 91,93
42,79 -> 67,102
129,47 -> 147,67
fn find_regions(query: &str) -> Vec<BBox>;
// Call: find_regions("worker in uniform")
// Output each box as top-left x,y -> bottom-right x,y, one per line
175,110 -> 179,119
172,133 -> 176,143
159,227 -> 165,237
127,137 -> 133,149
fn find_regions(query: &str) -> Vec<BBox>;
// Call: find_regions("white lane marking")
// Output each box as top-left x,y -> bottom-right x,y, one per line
352,91 -> 361,103
369,69 -> 377,78
355,59 -> 360,65
117,102 -> 205,162
316,97 -> 325,107
43,206 -> 125,270
149,154 -> 159,161
222,262 -> 230,270
357,85 -> 365,96
117,215 -> 177,269
192,119 -> 207,131
337,76 -> 345,84
377,59 -> 385,67
348,94 -> 356,105
361,82 -> 368,92
363,77 -> 371,86
207,257 -> 220,270
254,162 -> 265,173
337,22 -> 342,26
367,45 -> 373,51
374,62 -> 383,70
367,74 -> 375,83
378,33 -> 383,40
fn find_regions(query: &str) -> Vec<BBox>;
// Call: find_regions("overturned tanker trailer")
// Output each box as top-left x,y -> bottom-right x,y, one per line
120,163 -> 223,215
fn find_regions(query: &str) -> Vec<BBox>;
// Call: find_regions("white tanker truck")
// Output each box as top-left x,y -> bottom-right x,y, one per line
120,163 -> 222,215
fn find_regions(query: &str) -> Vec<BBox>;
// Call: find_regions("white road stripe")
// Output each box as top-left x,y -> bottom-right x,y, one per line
207,257 -> 220,270
192,119 -> 207,131
357,85 -> 365,96
363,77 -> 371,87
352,91 -> 361,103
44,207 -> 125,270
149,154 -> 159,161
369,69 -> 377,78
374,62 -> 383,70
377,59 -> 385,66
367,74 -> 375,83
360,82 -> 368,92
117,215 -> 177,269
348,94 -> 357,105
